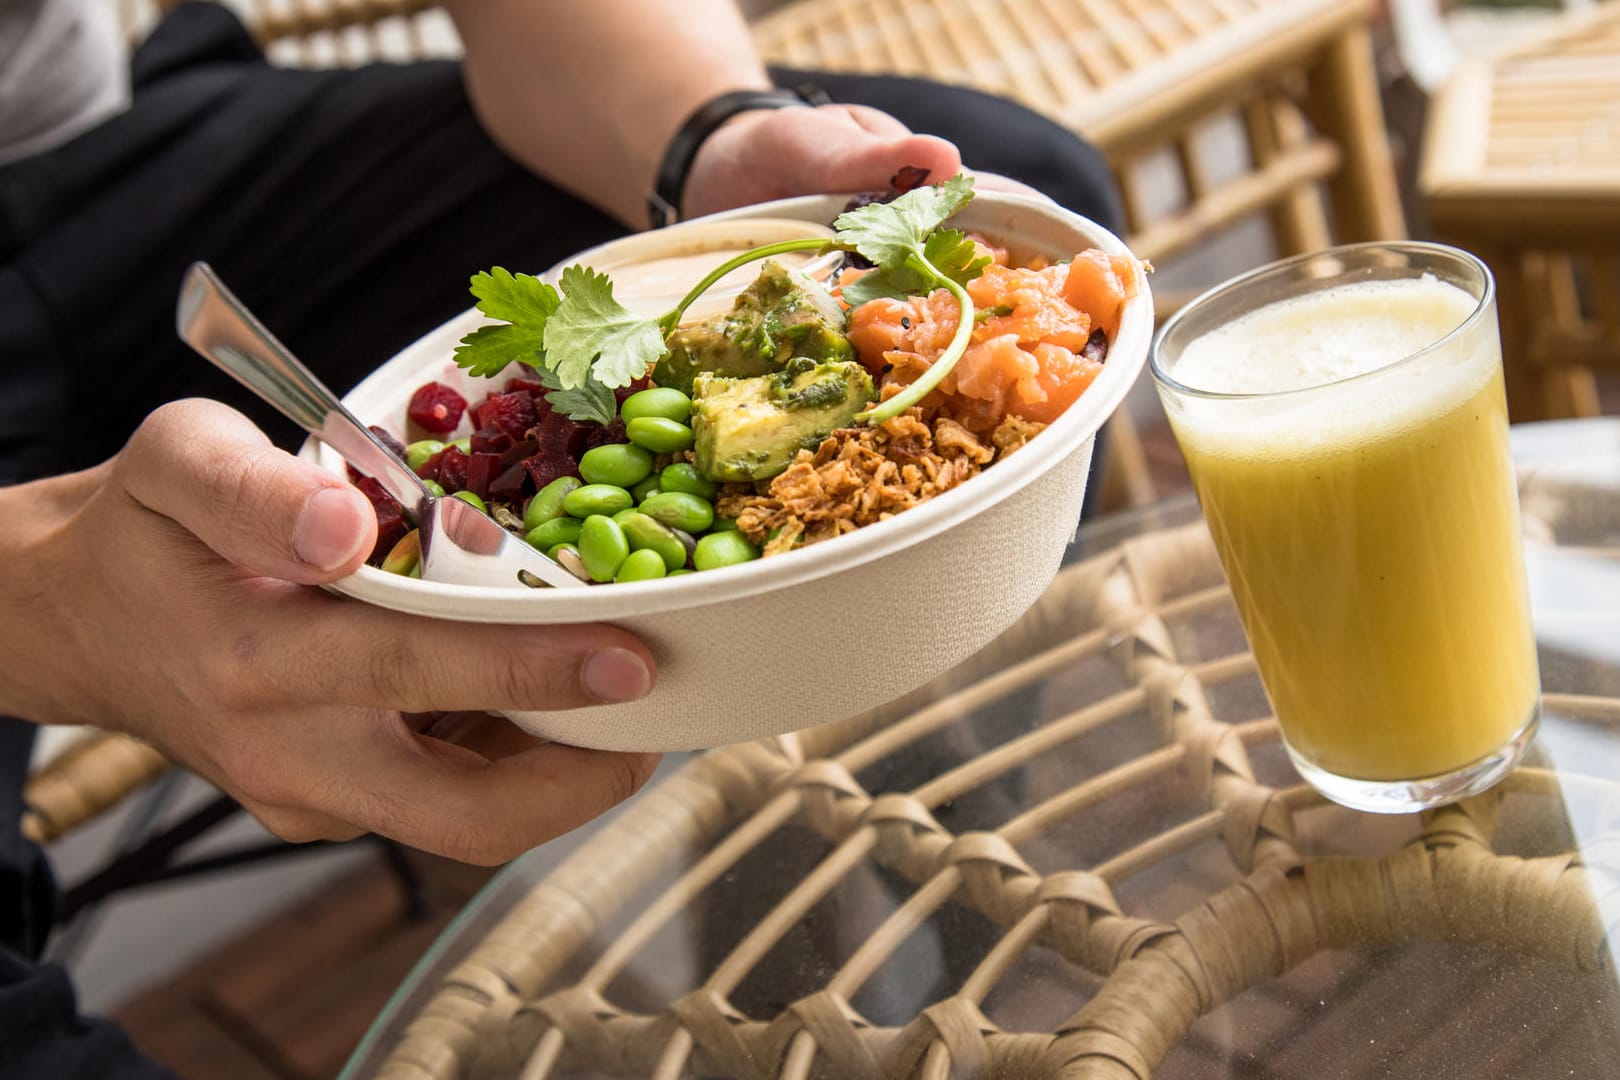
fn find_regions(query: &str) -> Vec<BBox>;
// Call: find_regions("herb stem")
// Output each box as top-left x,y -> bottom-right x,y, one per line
660,238 -> 834,332
857,253 -> 974,425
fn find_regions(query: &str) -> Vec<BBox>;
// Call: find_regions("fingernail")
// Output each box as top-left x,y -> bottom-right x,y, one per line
582,648 -> 652,703
294,487 -> 368,570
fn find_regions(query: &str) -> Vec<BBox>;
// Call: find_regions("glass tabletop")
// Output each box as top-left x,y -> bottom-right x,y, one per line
343,418 -> 1620,1080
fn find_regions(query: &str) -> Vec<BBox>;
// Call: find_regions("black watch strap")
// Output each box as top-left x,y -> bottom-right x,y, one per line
648,84 -> 832,230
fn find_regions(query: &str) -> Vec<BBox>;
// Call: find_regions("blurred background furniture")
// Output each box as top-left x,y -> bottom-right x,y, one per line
1421,0 -> 1620,422
342,417 -> 1620,1080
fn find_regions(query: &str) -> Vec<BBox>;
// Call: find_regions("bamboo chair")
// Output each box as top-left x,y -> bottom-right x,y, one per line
1421,0 -> 1620,422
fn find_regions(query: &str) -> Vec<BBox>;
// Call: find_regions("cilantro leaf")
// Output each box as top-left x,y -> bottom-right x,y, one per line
832,174 -> 975,271
924,228 -> 992,287
470,267 -> 560,326
534,366 -> 617,425
838,227 -> 990,308
543,265 -> 665,389
453,268 -> 558,378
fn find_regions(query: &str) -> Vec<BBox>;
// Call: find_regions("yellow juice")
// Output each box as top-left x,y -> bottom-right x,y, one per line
1165,278 -> 1539,781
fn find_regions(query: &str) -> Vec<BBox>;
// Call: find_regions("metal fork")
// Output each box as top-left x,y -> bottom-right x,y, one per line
176,262 -> 586,589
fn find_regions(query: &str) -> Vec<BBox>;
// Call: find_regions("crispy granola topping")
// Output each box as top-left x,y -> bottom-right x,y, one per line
718,407 -> 1045,556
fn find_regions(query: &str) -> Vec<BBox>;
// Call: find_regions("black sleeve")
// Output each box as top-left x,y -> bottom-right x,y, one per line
0,718 -> 177,1080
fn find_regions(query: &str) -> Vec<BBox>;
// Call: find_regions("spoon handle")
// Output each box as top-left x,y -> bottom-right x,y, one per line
176,262 -> 428,511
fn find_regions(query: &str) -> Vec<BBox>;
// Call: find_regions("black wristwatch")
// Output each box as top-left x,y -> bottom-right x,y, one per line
648,84 -> 832,230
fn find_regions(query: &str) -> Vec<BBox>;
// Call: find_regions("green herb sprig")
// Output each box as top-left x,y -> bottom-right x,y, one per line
453,174 -> 982,426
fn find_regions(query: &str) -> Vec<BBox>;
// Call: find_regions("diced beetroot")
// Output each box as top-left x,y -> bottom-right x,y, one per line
369,425 -> 408,459
467,451 -> 503,500
415,447 -> 445,480
489,462 -> 529,501
485,391 -> 539,441
353,476 -> 409,563
531,412 -> 577,461
407,382 -> 467,434
436,445 -> 470,493
523,453 -> 579,491
576,417 -> 627,456
469,424 -> 514,455
503,376 -> 548,398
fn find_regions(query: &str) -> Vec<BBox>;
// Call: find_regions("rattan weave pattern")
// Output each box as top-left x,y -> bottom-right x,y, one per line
372,471 -> 1617,1080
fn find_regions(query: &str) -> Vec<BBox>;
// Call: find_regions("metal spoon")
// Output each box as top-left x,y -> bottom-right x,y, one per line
175,262 -> 586,589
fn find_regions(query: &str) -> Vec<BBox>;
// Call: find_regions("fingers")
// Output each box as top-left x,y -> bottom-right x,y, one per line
329,715 -> 661,864
962,168 -> 1050,202
240,597 -> 656,713
116,398 -> 376,585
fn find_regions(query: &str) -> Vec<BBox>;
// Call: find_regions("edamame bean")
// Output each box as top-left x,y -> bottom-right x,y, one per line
578,514 -> 630,582
421,478 -> 447,498
614,548 -> 667,582
380,530 -> 422,577
620,386 -> 692,424
526,516 -> 583,551
579,443 -> 653,488
617,512 -> 688,572
548,542 -> 580,563
626,416 -> 694,454
448,437 -> 471,453
404,439 -> 444,472
564,483 -> 633,518
667,569 -> 694,577
524,475 -> 582,531
659,463 -> 719,499
630,476 -> 662,502
694,530 -> 760,571
707,516 -> 739,532
451,490 -> 486,512
639,491 -> 714,533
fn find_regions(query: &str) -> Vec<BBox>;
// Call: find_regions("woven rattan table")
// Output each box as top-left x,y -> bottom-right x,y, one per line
342,419 -> 1620,1080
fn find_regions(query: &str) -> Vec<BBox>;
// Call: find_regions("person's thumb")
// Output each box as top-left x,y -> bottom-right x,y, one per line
811,129 -> 963,197
116,398 -> 377,584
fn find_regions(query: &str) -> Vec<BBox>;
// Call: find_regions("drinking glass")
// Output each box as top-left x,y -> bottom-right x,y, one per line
1151,243 -> 1540,813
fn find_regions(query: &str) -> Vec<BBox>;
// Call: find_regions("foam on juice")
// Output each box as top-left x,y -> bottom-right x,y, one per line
1167,276 -> 1484,458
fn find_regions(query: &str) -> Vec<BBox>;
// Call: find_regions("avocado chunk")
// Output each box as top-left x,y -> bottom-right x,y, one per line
692,359 -> 876,482
654,260 -> 853,395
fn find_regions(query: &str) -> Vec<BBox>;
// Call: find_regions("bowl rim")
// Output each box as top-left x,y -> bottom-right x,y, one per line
303,191 -> 1154,623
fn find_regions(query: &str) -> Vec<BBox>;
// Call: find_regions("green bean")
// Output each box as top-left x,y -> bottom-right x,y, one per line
526,516 -> 583,551
421,478 -> 447,499
524,475 -> 583,531
630,476 -> 662,502
450,490 -> 486,512
694,530 -> 759,571
707,515 -> 740,532
404,439 -> 445,472
578,515 -> 630,582
620,386 -> 692,424
667,568 -> 694,577
617,512 -> 688,572
448,437 -> 471,453
658,463 -> 719,499
614,548 -> 668,582
626,416 -> 694,454
638,491 -> 714,534
563,483 -> 633,518
579,443 -> 653,488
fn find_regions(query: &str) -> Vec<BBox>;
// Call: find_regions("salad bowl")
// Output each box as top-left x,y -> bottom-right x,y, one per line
298,191 -> 1153,751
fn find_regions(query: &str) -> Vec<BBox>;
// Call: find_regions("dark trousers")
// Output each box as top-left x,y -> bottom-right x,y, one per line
0,4 -> 1122,1076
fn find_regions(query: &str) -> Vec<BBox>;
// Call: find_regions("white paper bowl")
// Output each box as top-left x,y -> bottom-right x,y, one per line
300,193 -> 1153,751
